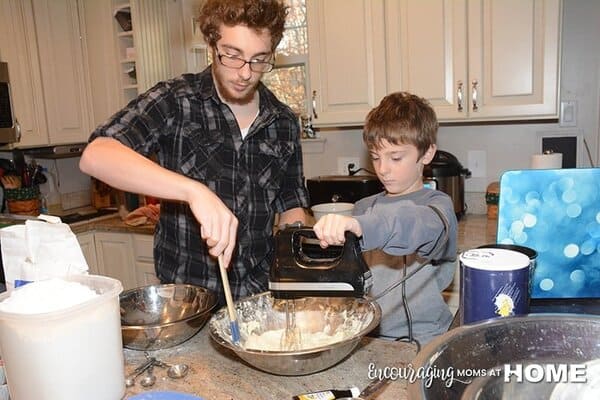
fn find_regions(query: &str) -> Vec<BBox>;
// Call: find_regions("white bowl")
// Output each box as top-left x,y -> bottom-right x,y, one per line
311,202 -> 354,221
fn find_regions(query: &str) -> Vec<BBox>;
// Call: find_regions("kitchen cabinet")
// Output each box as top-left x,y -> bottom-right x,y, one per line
76,230 -> 157,290
306,0 -> 387,127
132,233 -> 160,286
77,231 -> 99,275
0,0 -> 94,146
385,0 -> 561,121
81,0 -> 123,127
112,0 -> 140,106
94,231 -> 138,290
306,0 -> 561,127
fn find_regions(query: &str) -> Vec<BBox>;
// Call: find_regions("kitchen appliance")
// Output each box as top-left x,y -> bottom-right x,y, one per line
268,227 -> 373,299
18,142 -> 87,159
0,62 -> 20,145
306,175 -> 383,206
423,150 -> 471,218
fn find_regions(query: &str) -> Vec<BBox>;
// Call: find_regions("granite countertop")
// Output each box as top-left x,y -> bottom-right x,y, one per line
122,327 -> 418,400
117,215 -> 498,400
10,213 -> 494,398
456,214 -> 498,252
68,214 -> 155,235
70,212 -> 498,245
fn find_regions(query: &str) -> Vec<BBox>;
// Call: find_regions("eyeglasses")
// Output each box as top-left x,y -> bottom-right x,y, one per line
215,49 -> 274,73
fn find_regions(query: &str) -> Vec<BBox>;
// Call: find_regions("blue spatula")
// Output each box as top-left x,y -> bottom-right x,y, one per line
218,254 -> 240,344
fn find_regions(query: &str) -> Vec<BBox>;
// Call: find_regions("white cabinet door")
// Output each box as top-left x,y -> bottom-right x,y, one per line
0,0 -> 93,146
81,0 -> 122,127
385,0 -> 468,120
385,0 -> 561,122
466,0 -> 561,120
76,231 -> 99,275
135,261 -> 160,287
94,231 -> 137,290
32,0 -> 94,144
0,0 -> 49,146
132,234 -> 159,287
307,0 -> 387,127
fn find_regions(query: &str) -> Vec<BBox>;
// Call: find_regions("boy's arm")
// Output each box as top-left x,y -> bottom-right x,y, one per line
354,195 -> 457,258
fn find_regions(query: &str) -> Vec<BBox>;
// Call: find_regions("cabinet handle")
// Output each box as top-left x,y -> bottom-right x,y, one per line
457,81 -> 463,112
15,118 -> 21,142
311,90 -> 318,119
472,79 -> 479,112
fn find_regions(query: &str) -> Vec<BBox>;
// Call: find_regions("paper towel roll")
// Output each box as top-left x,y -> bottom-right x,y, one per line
530,152 -> 562,169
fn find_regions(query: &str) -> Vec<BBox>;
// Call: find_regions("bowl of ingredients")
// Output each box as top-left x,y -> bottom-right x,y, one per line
407,314 -> 600,399
311,202 -> 354,221
120,284 -> 217,350
208,292 -> 381,376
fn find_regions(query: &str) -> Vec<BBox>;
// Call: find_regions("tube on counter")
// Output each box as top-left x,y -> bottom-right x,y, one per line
293,387 -> 360,400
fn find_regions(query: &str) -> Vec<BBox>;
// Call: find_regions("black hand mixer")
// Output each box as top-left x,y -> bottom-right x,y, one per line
269,226 -> 373,299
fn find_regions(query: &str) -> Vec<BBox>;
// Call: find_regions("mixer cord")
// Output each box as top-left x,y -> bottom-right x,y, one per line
395,255 -> 421,352
370,205 -> 451,351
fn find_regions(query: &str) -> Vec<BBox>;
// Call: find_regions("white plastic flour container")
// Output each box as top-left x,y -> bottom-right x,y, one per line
0,275 -> 125,400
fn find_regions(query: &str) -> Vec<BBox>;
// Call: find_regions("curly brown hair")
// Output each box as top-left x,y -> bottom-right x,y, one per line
199,0 -> 289,52
363,92 -> 439,159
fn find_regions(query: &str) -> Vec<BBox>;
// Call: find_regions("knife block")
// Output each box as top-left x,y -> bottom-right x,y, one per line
91,178 -> 112,209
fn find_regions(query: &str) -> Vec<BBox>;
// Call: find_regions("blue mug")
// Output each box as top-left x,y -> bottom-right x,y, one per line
460,248 -> 531,324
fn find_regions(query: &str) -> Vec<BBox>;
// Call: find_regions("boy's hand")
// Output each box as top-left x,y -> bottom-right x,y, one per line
313,214 -> 362,248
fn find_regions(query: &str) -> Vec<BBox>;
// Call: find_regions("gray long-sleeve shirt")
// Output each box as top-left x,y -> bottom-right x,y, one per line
353,188 -> 458,345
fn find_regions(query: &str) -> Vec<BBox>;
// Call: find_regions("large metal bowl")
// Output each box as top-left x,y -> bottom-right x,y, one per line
120,284 -> 217,350
209,292 -> 381,376
407,314 -> 600,399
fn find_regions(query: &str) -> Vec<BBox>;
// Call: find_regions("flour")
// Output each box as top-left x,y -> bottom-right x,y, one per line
0,278 -> 98,314
244,328 -> 349,351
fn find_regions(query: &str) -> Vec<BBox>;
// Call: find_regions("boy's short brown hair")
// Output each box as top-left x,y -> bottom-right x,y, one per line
199,0 -> 288,52
363,92 -> 438,158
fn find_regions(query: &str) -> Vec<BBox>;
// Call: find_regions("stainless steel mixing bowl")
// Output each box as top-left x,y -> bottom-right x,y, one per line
209,292 -> 381,376
120,284 -> 217,350
407,314 -> 600,400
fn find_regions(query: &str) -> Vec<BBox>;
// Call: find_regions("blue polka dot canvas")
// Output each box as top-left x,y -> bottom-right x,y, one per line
497,168 -> 600,299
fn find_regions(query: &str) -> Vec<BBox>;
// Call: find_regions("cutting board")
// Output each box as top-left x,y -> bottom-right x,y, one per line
497,168 -> 600,299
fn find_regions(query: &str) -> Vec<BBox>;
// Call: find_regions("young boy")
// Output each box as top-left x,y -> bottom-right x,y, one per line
313,92 -> 458,346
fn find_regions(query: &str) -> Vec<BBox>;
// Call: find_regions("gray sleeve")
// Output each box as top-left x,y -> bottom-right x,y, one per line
354,192 -> 457,259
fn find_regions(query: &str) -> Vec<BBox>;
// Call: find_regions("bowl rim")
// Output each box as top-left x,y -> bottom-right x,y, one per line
208,291 -> 382,355
120,283 -> 217,329
310,202 -> 355,212
407,313 -> 600,398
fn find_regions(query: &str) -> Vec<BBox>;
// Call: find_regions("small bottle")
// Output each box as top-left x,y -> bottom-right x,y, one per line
293,387 -> 360,400
39,195 -> 48,214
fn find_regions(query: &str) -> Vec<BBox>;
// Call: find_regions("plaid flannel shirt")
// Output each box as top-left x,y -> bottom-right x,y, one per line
89,67 -> 309,304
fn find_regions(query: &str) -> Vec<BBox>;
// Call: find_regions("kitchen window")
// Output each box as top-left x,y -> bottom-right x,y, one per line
261,0 -> 308,116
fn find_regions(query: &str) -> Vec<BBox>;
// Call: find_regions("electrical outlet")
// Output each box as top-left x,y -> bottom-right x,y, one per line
467,150 -> 487,178
559,100 -> 577,127
337,157 -> 360,175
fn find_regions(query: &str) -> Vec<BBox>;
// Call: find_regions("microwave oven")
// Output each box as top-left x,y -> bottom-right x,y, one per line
0,62 -> 21,145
